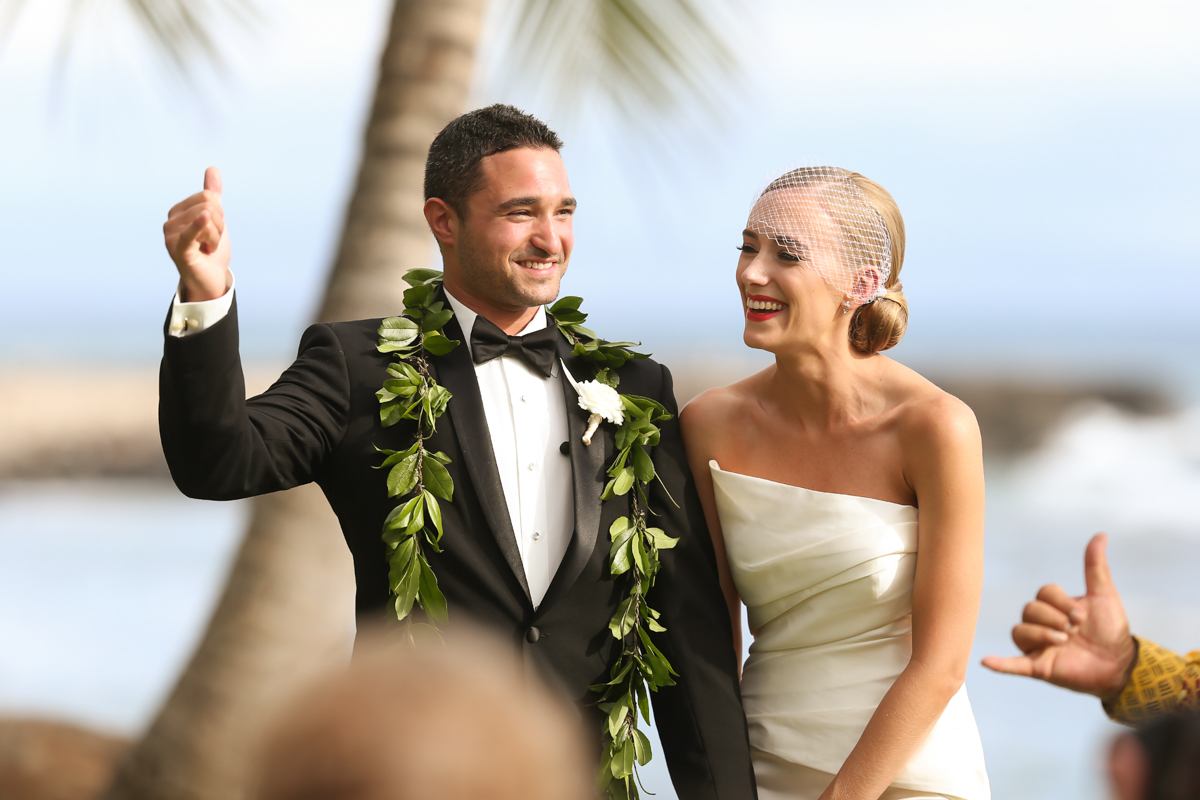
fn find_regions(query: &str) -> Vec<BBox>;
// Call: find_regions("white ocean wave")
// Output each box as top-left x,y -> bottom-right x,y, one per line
1008,401 -> 1200,534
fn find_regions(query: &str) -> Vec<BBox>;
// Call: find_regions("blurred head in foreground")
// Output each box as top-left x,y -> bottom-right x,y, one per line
1110,709 -> 1200,800
253,625 -> 592,800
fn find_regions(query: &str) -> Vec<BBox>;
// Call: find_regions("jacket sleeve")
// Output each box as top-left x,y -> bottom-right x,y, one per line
646,363 -> 757,800
159,296 -> 351,500
1104,637 -> 1200,727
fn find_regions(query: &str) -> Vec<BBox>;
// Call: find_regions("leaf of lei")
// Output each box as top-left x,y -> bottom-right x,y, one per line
375,277 -> 678,800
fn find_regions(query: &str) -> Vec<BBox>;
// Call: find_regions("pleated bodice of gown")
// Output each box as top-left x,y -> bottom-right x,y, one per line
710,462 -> 989,800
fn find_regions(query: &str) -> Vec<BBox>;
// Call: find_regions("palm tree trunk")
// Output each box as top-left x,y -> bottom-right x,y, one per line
317,0 -> 487,324
103,2 -> 487,798
101,486 -> 352,800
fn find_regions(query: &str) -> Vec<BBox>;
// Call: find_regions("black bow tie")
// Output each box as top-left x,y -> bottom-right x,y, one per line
470,314 -> 557,378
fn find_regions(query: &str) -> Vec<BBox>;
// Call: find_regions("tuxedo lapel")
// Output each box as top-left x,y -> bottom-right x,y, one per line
434,313 -> 531,603
540,335 -> 610,609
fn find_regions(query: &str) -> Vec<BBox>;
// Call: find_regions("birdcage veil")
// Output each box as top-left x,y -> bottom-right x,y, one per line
748,165 -> 892,304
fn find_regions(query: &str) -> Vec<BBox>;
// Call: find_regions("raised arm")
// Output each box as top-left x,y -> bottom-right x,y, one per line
158,168 -> 351,501
981,533 -> 1200,724
820,395 -> 985,800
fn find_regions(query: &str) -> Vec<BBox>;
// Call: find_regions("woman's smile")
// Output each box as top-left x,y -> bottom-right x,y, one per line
744,294 -> 789,322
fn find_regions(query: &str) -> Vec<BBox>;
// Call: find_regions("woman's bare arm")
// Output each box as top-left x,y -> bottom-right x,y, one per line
680,391 -> 744,671
819,394 -> 985,800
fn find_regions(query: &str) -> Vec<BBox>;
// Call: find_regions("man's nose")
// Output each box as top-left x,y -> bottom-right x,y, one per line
530,216 -> 563,255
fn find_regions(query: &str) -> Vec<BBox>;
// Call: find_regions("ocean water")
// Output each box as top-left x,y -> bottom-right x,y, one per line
1,402 -> 1199,799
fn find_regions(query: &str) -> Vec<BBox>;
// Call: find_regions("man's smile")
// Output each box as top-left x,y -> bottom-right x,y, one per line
518,259 -> 559,273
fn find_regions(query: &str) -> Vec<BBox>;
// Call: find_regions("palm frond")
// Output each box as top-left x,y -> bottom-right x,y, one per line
499,0 -> 740,123
119,0 -> 260,77
0,0 -> 259,83
0,0 -> 29,50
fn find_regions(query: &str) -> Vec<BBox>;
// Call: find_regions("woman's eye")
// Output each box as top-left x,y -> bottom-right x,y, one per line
779,251 -> 803,262
736,245 -> 756,254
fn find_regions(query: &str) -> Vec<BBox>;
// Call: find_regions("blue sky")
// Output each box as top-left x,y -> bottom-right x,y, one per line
1,0 -> 1197,391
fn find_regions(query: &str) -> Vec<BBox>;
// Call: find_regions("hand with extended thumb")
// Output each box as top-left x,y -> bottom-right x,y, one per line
981,533 -> 1138,700
163,166 -> 232,302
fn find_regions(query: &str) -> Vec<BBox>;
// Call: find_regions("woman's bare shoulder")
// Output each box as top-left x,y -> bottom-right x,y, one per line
680,372 -> 765,443
881,359 -> 981,450
682,373 -> 762,420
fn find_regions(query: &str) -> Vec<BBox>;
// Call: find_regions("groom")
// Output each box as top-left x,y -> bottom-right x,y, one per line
158,104 -> 755,799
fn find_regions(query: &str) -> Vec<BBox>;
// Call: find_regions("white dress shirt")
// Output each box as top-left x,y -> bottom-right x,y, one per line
168,280 -> 574,607
442,290 -> 573,607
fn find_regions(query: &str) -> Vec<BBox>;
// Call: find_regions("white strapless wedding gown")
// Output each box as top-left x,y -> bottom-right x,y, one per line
710,462 -> 989,800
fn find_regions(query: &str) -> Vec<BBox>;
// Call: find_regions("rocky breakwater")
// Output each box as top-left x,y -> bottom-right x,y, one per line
0,366 -> 282,480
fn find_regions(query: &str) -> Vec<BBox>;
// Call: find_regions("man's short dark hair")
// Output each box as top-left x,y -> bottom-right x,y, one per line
424,104 -> 563,220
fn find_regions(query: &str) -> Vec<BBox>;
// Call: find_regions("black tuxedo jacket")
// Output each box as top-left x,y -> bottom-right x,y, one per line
159,297 -> 756,800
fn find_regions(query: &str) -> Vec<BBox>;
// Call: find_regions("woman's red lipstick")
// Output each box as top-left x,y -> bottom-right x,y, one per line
744,294 -> 788,322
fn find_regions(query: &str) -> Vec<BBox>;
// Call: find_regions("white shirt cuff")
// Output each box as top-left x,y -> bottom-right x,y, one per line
168,272 -> 235,337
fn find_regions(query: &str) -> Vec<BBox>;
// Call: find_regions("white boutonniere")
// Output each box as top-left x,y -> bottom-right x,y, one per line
561,359 -> 624,445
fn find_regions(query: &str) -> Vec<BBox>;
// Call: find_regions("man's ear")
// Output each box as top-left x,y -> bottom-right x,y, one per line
424,198 -> 459,246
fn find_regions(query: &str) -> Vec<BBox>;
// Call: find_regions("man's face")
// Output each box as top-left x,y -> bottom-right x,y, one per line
453,147 -> 575,311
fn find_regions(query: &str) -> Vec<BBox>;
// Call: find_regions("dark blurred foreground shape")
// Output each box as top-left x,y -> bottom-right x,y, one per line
0,719 -> 129,800
1109,709 -> 1200,800
251,625 -> 593,800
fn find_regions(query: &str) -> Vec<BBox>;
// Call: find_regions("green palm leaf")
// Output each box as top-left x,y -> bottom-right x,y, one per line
499,0 -> 739,120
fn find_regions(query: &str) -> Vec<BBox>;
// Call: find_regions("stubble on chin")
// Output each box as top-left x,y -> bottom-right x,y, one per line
466,263 -> 560,309
459,242 -> 563,310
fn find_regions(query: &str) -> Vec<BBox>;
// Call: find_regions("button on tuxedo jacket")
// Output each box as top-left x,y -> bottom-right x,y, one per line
159,296 -> 756,800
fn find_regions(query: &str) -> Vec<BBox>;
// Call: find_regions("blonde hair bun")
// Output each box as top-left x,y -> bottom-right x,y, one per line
850,283 -> 907,353
845,173 -> 907,354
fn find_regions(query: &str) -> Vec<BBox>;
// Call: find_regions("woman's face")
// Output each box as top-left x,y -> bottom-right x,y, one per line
737,190 -> 852,355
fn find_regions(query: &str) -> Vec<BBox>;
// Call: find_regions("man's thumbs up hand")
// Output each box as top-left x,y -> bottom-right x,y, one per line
982,534 -> 1138,700
164,166 -> 232,302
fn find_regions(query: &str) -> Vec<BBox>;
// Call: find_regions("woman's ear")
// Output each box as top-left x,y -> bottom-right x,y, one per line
1109,733 -> 1148,800
852,267 -> 883,302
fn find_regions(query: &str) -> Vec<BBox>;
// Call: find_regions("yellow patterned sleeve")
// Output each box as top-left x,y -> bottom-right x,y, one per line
1103,637 -> 1200,727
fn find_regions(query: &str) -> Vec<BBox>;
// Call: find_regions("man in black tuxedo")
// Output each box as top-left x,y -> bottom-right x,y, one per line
159,104 -> 755,799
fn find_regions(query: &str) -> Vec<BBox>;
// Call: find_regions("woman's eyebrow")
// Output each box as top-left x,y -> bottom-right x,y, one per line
772,233 -> 807,253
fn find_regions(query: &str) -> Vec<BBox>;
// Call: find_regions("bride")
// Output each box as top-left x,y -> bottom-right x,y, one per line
681,167 -> 990,800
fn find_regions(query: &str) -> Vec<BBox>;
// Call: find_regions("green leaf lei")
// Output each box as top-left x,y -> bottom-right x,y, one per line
374,271 -> 678,799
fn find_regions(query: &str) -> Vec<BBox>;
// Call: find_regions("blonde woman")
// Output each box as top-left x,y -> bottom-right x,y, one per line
681,167 -> 990,800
